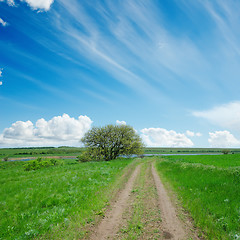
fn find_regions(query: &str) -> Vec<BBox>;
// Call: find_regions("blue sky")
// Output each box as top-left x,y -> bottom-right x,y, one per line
1,0 -> 240,148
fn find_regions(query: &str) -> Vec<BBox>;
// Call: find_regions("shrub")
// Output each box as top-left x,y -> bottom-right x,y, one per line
222,149 -> 230,155
24,158 -> 61,171
76,152 -> 91,162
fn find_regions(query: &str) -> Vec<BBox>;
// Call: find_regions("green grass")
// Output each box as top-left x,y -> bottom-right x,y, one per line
144,147 -> 240,154
118,158 -> 162,239
155,155 -> 240,239
3,147 -> 240,161
0,147 -> 85,160
0,158 -> 133,239
164,154 -> 240,168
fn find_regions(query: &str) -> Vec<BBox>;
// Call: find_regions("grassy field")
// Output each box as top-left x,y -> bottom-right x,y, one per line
2,147 -> 240,161
155,154 -> 240,239
145,147 -> 240,154
0,147 -> 85,160
163,154 -> 240,168
0,157 -> 134,239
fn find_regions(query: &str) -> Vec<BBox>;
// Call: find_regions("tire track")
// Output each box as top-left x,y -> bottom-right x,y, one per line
151,163 -> 197,240
90,165 -> 141,240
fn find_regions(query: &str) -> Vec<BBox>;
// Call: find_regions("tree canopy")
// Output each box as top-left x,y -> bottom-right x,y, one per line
81,124 -> 144,161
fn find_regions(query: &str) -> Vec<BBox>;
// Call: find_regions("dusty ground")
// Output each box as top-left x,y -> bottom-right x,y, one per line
90,165 -> 141,240
88,159 -> 201,240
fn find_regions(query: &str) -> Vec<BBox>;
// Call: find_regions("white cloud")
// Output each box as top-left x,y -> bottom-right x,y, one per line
0,69 -> 2,86
186,130 -> 202,137
141,128 -> 193,147
116,120 -> 126,125
21,0 -> 54,11
7,0 -> 14,6
0,18 -> 8,27
186,130 -> 194,137
193,101 -> 240,131
208,130 -> 240,148
0,0 -> 54,11
0,0 -> 15,6
0,114 -> 92,147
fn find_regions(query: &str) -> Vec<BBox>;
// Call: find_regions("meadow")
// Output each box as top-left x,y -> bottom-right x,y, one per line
0,147 -> 85,160
2,147 -> 240,161
0,157 -> 134,239
155,154 -> 240,239
145,147 -> 240,154
2,148 -> 240,239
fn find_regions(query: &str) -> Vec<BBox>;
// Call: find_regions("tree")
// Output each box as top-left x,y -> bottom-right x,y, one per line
81,124 -> 144,161
222,149 -> 230,154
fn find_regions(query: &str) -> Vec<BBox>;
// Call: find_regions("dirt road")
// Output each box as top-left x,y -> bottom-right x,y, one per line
89,159 -> 199,239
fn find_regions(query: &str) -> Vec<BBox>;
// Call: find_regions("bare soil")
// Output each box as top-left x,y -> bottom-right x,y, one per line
89,160 -> 200,239
89,165 -> 141,240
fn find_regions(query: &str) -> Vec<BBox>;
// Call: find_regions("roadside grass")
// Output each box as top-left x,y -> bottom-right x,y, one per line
0,158 -> 134,239
163,154 -> 240,168
118,158 -> 162,239
155,156 -> 240,239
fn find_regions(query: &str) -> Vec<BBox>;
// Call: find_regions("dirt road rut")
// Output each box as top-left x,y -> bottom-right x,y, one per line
90,165 -> 141,240
89,160 -> 199,239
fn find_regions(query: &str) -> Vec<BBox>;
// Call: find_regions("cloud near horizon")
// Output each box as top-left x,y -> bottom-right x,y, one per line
0,114 -> 92,147
140,128 -> 194,147
2,114 -> 239,148
208,130 -> 240,148
0,116 -> 196,148
186,130 -> 202,137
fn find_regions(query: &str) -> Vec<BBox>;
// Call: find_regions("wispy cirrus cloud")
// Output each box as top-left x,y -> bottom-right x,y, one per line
53,0 -> 212,103
0,68 -> 3,85
193,101 -> 240,132
0,0 -> 15,7
201,0 -> 240,56
0,18 -> 8,27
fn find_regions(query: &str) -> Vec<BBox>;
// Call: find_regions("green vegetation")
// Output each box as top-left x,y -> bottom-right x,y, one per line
0,147 -> 85,160
0,157 -> 134,239
144,147 -> 240,154
164,154 -> 240,168
2,147 -> 240,161
82,124 -> 144,161
118,159 -> 162,239
24,158 -> 61,171
222,149 -> 230,154
155,155 -> 240,239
